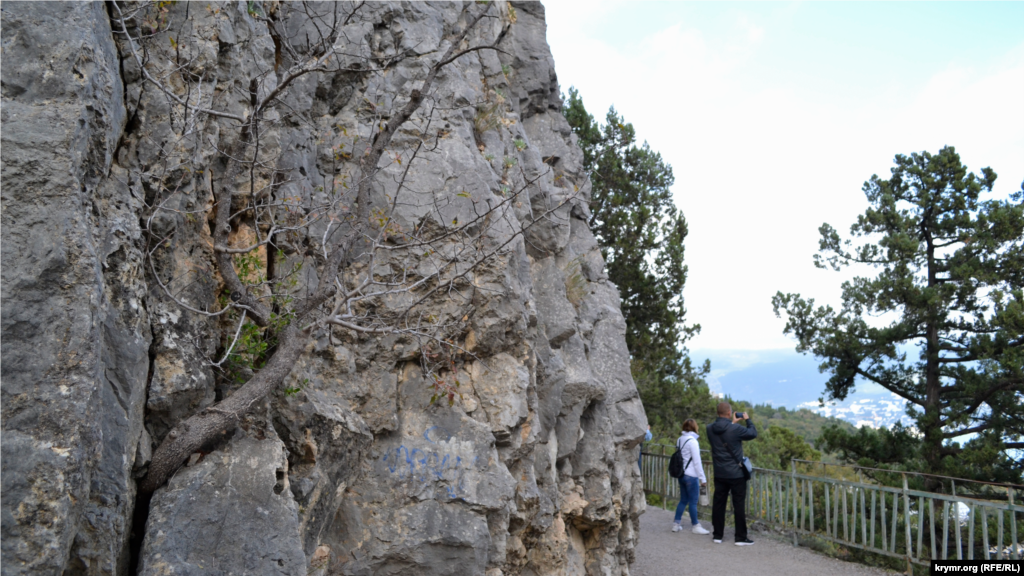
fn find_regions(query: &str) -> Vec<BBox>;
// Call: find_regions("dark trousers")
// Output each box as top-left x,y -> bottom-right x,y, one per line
711,476 -> 748,541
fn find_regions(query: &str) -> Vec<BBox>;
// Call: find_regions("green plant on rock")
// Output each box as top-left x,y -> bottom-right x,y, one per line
284,378 -> 310,397
221,315 -> 272,384
232,251 -> 266,286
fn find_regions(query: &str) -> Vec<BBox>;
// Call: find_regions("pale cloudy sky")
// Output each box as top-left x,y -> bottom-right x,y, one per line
542,1 -> 1024,351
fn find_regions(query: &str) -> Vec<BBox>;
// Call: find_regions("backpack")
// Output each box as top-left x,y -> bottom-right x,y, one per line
668,438 -> 693,478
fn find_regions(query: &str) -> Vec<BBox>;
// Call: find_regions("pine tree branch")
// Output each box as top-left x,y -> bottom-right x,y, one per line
941,424 -> 991,439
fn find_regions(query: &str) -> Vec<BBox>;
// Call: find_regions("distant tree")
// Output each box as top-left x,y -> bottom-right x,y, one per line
773,146 -> 1024,486
745,425 -> 822,472
816,423 -> 924,476
563,87 -> 712,435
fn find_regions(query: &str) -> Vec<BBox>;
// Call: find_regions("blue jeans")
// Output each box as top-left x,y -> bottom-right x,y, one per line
674,475 -> 700,525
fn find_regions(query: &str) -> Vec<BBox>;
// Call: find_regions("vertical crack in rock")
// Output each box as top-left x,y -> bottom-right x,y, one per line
126,491 -> 153,576
127,337 -> 159,576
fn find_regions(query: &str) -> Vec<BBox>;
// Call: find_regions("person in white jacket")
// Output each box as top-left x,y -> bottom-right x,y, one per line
672,419 -> 710,534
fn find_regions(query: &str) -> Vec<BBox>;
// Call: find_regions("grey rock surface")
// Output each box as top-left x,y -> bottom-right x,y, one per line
138,431 -> 307,576
1,3 -> 148,575
1,2 -> 649,575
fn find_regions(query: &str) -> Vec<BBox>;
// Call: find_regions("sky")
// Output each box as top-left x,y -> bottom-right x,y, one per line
543,1 -> 1024,351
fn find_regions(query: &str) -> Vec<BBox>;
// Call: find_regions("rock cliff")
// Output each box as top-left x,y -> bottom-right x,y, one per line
1,2 -> 648,575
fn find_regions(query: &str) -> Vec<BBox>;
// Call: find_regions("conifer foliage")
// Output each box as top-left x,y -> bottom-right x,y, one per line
773,146 -> 1024,485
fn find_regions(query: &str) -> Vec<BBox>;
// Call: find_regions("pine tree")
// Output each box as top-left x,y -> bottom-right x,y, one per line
773,146 -> 1024,485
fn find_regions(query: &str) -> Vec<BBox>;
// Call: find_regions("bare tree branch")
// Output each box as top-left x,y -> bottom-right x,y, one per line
135,1 -> 539,493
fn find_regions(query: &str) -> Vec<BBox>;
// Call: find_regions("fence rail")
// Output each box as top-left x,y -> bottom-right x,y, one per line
640,446 -> 1023,573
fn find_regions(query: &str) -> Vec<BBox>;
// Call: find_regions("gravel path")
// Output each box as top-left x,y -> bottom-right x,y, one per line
632,506 -> 901,576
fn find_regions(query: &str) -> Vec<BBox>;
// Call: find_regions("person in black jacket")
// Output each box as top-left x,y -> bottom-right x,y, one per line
707,401 -> 757,545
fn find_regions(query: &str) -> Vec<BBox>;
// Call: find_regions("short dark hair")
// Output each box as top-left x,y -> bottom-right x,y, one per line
682,419 -> 698,433
717,402 -> 732,416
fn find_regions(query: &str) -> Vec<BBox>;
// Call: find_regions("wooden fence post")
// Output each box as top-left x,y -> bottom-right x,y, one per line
953,481 -> 962,560
1009,487 -> 1018,561
903,473 -> 912,575
791,460 -> 798,546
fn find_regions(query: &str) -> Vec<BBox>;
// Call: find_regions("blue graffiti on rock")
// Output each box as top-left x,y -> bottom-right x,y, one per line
381,427 -> 478,499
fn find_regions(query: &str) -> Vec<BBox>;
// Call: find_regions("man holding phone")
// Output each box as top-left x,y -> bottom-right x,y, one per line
707,401 -> 758,545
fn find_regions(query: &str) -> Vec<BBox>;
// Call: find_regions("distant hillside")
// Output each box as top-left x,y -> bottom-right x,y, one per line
744,403 -> 856,447
645,396 -> 856,462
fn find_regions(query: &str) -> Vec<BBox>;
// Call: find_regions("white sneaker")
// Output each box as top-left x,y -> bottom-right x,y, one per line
692,525 -> 710,535
671,523 -> 683,533
713,538 -> 723,544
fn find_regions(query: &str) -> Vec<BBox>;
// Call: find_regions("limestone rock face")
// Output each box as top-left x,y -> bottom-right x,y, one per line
1,3 -> 148,575
138,432 -> 307,576
0,2 -> 648,576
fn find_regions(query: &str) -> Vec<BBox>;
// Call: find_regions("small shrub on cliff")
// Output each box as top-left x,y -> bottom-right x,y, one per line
474,91 -> 506,138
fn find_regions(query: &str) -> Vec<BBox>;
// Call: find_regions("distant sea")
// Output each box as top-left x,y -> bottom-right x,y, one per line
690,348 -> 913,429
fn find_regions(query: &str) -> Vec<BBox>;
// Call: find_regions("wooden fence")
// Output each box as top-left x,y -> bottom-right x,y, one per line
640,445 -> 1023,573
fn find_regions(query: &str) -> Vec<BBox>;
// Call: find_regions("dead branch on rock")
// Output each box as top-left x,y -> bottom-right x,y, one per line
110,1 -> 572,493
